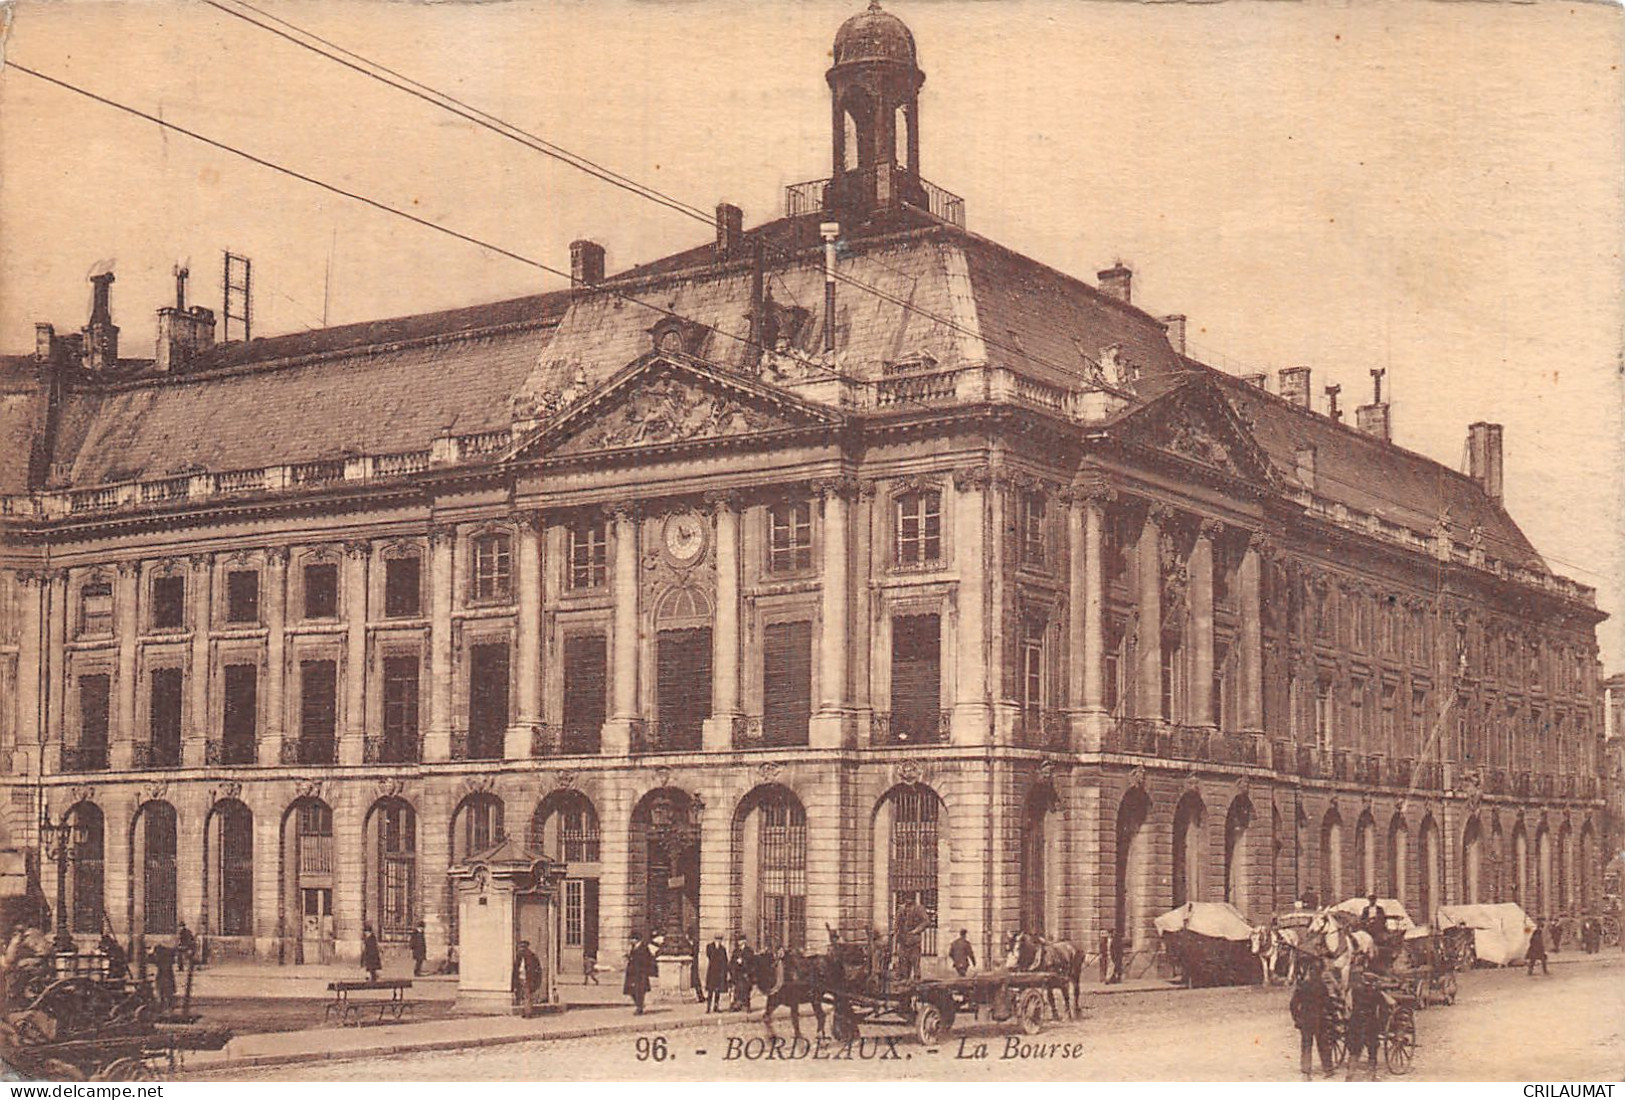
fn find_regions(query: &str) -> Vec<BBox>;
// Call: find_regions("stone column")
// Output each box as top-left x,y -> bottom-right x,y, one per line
1239,533 -> 1266,733
426,526 -> 454,763
511,513 -> 543,759
187,559 -> 212,767
952,467 -> 992,745
15,572 -> 43,774
1190,520 -> 1218,728
341,540 -> 370,767
46,570 -> 67,772
1135,509 -> 1164,720
114,562 -> 140,771
704,492 -> 742,752
604,506 -> 640,755
811,479 -> 852,750
1069,484 -> 1112,749
264,549 -> 288,765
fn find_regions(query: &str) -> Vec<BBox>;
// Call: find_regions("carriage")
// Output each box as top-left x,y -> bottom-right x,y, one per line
807,936 -> 1069,1046
1321,973 -> 1418,1076
1,951 -> 230,1080
1393,925 -> 1473,1008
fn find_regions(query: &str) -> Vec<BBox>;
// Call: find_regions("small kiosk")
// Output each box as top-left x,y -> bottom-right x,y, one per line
448,838 -> 568,1014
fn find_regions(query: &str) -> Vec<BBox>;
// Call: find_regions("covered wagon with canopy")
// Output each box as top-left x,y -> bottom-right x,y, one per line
1154,902 -> 1259,988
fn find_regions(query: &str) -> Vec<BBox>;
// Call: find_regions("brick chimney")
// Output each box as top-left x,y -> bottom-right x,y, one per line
1467,422 -> 1504,502
1162,314 -> 1187,356
1356,367 -> 1391,442
82,272 -> 119,371
155,267 -> 217,373
1278,366 -> 1312,408
570,240 -> 605,287
715,203 -> 745,261
1097,263 -> 1132,305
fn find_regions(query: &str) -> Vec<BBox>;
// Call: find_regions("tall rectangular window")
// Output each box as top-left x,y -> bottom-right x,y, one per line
562,635 -> 607,753
472,534 -> 512,602
1160,641 -> 1176,721
303,562 -> 339,619
1018,491 -> 1046,567
767,502 -> 814,574
151,575 -> 186,631
1104,618 -> 1124,715
149,667 -> 183,768
568,524 -> 607,590
222,664 -> 257,765
889,613 -> 942,743
383,556 -> 422,618
762,621 -> 812,746
895,490 -> 942,567
1022,625 -> 1045,715
468,642 -> 510,760
226,570 -> 260,623
299,659 -> 337,764
76,673 -> 111,771
564,879 -> 584,948
79,582 -> 113,637
1316,679 -> 1333,752
382,656 -> 420,762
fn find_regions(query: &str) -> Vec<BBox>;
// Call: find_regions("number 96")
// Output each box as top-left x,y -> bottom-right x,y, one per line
635,1036 -> 669,1062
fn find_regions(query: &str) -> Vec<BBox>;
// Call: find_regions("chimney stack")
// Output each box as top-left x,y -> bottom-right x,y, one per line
1241,372 -> 1268,389
715,203 -> 745,260
1467,422 -> 1504,502
35,323 -> 55,362
1356,367 -> 1391,442
83,272 -> 119,371
1325,383 -> 1342,423
1162,314 -> 1187,356
155,267 -> 217,373
570,240 -> 605,287
1278,366 -> 1311,408
1097,263 -> 1132,305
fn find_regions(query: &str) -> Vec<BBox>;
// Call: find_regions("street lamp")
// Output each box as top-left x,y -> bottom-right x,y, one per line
38,806 -> 86,953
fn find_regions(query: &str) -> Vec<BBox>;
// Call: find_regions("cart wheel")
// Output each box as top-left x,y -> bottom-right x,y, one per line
915,1002 -> 945,1046
92,1057 -> 159,1082
1329,1033 -> 1347,1070
1017,989 -> 1046,1035
1386,1032 -> 1414,1075
831,1007 -> 859,1043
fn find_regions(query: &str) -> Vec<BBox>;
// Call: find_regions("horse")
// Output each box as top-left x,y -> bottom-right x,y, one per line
759,946 -> 830,1040
1303,910 -> 1374,1001
1251,922 -> 1303,987
1004,931 -> 1083,1020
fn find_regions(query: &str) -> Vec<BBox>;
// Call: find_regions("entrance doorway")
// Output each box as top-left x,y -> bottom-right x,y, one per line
632,789 -> 700,952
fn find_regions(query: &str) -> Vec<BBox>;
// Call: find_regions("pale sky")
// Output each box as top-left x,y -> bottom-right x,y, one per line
1,0 -> 1621,666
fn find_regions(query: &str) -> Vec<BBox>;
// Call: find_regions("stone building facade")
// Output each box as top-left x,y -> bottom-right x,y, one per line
0,3 -> 1607,975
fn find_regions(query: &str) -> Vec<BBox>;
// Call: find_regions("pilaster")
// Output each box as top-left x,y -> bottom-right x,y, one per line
704,493 -> 743,752
1135,509 -> 1163,720
264,549 -> 289,765
187,558 -> 212,767
426,526 -> 454,763
512,513 -> 544,757
341,540 -> 369,767
951,467 -> 991,745
114,562 -> 139,771
604,505 -> 640,756
809,478 -> 854,749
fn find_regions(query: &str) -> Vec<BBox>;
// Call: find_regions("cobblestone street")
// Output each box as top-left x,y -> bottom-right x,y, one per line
249,954 -> 1622,1081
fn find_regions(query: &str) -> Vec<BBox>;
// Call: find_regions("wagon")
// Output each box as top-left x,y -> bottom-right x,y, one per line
1320,975 -> 1417,1076
822,960 -> 1064,1046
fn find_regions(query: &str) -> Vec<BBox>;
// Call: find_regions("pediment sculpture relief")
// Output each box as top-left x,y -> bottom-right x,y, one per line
559,374 -> 778,453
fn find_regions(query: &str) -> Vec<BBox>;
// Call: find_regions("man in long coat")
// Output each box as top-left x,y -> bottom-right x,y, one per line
894,897 -> 931,981
624,936 -> 658,1015
1289,960 -> 1335,1079
512,940 -> 544,1012
1526,921 -> 1549,976
361,924 -> 383,982
704,934 -> 730,1013
409,923 -> 428,976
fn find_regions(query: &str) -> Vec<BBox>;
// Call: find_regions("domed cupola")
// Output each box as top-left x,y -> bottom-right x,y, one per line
826,1 -> 927,218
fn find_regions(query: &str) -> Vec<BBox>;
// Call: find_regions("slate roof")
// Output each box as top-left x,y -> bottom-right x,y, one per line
3,209 -> 1543,576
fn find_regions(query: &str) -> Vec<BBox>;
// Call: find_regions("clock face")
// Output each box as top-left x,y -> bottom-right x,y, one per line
663,512 -> 707,562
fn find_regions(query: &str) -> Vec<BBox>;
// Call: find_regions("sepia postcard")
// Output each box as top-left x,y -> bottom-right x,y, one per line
0,0 -> 1621,1086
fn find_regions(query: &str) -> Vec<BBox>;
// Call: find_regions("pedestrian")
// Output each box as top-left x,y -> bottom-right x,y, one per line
1526,920 -> 1549,976
1289,960 -> 1335,1080
1108,927 -> 1125,985
689,929 -> 704,1004
583,950 -> 600,984
1344,968 -> 1383,1081
175,921 -> 197,971
409,922 -> 427,977
512,939 -> 544,1013
729,937 -> 755,1012
624,936 -> 657,1015
361,923 -> 383,982
948,929 -> 976,977
893,895 -> 931,982
704,934 -> 730,1013
1548,917 -> 1564,954
99,932 -> 128,982
152,943 -> 176,1013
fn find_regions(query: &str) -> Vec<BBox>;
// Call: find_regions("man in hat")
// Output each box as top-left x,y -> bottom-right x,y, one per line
360,923 -> 383,982
624,935 -> 658,1015
409,922 -> 428,977
512,939 -> 544,1012
704,933 -> 730,1013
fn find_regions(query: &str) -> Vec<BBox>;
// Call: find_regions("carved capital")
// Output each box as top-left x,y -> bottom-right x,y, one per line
1247,530 -> 1278,560
426,523 -> 455,548
703,489 -> 744,513
511,511 -> 544,534
857,478 -> 879,500
1197,517 -> 1225,542
606,501 -> 641,524
1146,501 -> 1177,528
15,570 -> 43,589
953,465 -> 993,492
188,553 -> 213,571
115,559 -> 142,578
808,476 -> 858,502
264,546 -> 291,567
343,538 -> 373,559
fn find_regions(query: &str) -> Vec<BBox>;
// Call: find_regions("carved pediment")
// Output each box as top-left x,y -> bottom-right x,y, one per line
1116,380 -> 1278,488
515,355 -> 840,460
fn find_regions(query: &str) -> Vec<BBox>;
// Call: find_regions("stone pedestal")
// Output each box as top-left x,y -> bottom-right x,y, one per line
654,955 -> 696,1002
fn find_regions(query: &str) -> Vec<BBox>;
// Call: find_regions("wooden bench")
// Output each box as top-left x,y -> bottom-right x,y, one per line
324,979 -> 414,1026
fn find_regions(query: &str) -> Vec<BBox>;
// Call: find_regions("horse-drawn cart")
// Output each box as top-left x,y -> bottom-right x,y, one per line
827,969 -> 1061,1046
